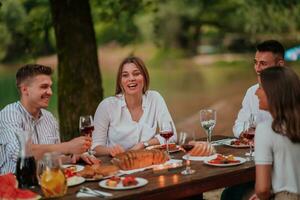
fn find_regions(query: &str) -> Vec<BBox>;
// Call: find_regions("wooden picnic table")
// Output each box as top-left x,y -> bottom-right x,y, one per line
39,136 -> 255,199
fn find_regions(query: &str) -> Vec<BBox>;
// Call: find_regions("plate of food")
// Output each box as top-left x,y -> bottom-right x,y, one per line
203,154 -> 246,167
63,165 -> 84,179
77,164 -> 120,181
62,164 -> 84,173
146,143 -> 180,153
223,138 -> 250,148
67,176 -> 85,187
183,154 -> 216,161
99,176 -> 148,190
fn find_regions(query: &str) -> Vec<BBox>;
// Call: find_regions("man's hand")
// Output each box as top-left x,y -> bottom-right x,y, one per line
66,136 -> 91,154
130,142 -> 144,151
71,154 -> 101,165
249,193 -> 259,200
109,145 -> 125,157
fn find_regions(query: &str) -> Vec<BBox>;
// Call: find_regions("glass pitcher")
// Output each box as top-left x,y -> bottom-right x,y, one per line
37,152 -> 67,198
15,130 -> 38,188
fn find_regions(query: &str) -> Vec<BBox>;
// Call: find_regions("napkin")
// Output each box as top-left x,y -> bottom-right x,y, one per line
211,138 -> 233,146
245,152 -> 255,156
76,187 -> 112,198
76,192 -> 97,198
120,166 -> 152,175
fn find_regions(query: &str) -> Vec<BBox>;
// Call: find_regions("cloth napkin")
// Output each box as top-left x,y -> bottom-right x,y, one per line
211,138 -> 234,146
76,188 -> 112,198
245,152 -> 255,156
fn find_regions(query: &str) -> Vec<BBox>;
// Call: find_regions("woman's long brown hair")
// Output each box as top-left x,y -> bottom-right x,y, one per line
260,66 -> 300,143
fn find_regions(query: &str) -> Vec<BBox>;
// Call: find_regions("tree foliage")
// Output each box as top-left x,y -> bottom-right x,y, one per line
1,0 -> 300,61
240,0 -> 300,38
0,0 -> 54,61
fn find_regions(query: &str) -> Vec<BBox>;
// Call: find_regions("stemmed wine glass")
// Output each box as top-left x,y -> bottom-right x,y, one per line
199,109 -> 216,143
178,132 -> 195,175
159,121 -> 174,157
243,114 -> 256,161
79,115 -> 94,155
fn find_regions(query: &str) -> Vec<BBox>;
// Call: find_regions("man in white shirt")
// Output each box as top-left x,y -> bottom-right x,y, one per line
222,40 -> 285,200
233,40 -> 285,138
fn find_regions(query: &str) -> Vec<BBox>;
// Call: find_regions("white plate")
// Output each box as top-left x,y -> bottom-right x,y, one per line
67,176 -> 85,186
85,174 -> 117,182
62,164 -> 84,172
182,154 -> 215,161
222,139 -> 250,148
203,155 -> 246,167
146,144 -> 181,153
99,177 -> 148,190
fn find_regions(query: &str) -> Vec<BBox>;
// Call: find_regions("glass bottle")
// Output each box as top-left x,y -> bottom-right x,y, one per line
37,152 -> 67,198
15,130 -> 38,188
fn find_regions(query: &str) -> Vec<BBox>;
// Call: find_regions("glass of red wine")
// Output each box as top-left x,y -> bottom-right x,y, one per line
159,121 -> 174,157
178,132 -> 195,175
242,116 -> 256,161
79,115 -> 94,155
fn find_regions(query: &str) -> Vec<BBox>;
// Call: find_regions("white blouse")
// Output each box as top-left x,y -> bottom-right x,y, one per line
92,90 -> 177,150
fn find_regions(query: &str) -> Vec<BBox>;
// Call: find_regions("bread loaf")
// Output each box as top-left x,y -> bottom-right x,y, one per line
111,149 -> 169,170
77,164 -> 119,178
188,142 -> 215,157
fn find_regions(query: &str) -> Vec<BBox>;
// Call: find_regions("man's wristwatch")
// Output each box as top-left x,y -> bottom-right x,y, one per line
143,142 -> 150,148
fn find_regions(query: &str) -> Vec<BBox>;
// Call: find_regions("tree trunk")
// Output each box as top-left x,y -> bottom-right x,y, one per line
49,0 -> 103,141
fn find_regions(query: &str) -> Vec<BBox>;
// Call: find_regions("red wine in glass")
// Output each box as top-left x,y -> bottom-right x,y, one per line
80,126 -> 94,137
160,131 -> 174,140
181,144 -> 194,152
243,127 -> 255,140
79,115 -> 94,155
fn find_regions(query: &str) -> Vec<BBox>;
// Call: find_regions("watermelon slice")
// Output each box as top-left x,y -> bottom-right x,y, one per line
0,173 -> 41,200
15,190 -> 41,200
0,173 -> 18,187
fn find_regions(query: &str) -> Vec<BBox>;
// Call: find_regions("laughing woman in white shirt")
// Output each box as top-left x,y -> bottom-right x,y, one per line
92,56 -> 176,156
251,66 -> 300,200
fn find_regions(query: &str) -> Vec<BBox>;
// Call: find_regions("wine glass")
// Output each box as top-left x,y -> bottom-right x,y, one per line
178,132 -> 195,175
199,109 -> 216,143
243,114 -> 256,161
159,121 -> 174,157
79,115 -> 94,155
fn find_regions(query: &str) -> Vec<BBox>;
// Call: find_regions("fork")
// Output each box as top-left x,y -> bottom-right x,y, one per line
79,186 -> 112,198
